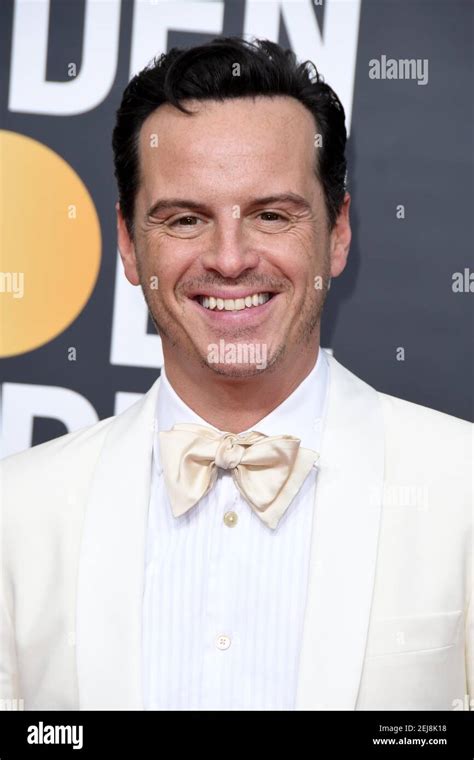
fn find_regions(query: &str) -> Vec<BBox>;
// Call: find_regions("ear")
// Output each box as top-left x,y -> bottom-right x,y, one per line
116,202 -> 140,286
329,192 -> 351,278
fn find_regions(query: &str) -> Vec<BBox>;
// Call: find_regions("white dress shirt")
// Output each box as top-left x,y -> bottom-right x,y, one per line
142,348 -> 329,710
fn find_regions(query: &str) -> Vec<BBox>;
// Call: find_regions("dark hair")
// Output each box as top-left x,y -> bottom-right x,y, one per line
112,36 -> 347,236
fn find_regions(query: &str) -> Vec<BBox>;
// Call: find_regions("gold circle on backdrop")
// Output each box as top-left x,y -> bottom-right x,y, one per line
0,130 -> 101,357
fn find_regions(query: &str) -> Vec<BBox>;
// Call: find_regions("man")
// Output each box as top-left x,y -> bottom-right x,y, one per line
1,38 -> 472,711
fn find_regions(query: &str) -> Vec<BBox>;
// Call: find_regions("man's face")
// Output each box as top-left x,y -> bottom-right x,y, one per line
118,95 -> 350,378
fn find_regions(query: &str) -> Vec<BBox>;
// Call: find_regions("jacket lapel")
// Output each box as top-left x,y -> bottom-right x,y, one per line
295,354 -> 385,709
76,378 -> 161,709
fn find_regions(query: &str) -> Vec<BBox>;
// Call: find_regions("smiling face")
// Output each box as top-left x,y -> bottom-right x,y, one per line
118,96 -> 350,380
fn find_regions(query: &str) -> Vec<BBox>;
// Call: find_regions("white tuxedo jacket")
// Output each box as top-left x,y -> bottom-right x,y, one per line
0,354 -> 472,711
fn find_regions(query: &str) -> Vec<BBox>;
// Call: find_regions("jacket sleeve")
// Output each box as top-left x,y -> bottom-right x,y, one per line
0,560 -> 19,708
0,459 -> 20,709
467,591 -> 473,706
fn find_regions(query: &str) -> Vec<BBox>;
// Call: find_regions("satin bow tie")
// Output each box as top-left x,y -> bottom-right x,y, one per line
158,422 -> 319,529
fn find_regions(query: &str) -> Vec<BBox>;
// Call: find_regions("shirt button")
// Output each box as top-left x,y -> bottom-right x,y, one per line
216,634 -> 231,650
223,510 -> 238,527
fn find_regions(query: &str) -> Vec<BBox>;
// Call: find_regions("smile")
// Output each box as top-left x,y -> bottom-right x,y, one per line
196,292 -> 272,311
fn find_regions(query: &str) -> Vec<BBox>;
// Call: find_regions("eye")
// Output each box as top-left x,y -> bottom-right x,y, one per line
253,210 -> 291,232
170,215 -> 201,227
257,211 -> 286,222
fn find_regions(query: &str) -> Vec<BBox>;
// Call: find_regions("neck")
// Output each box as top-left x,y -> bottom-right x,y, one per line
161,339 -> 320,433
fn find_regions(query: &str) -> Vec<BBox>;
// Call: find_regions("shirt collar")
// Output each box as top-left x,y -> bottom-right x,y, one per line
156,348 -> 329,451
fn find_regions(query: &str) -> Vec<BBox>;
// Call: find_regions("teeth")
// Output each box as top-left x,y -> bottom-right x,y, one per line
198,292 -> 272,311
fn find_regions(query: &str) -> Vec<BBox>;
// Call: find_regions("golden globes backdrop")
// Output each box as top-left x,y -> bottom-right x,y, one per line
0,0 -> 472,457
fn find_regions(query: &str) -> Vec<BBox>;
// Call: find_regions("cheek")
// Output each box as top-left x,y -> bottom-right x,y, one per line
140,238 -> 196,294
269,228 -> 325,287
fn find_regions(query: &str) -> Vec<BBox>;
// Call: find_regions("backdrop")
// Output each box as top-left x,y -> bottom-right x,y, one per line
1,0 -> 472,458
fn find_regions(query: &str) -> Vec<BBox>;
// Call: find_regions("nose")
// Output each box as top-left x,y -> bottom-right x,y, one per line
201,220 -> 259,278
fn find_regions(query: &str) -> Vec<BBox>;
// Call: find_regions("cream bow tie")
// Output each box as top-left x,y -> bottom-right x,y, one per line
158,422 -> 319,529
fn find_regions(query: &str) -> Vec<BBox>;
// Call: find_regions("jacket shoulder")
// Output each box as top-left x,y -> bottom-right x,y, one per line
378,391 -> 472,440
327,353 -> 471,441
0,413 -> 115,479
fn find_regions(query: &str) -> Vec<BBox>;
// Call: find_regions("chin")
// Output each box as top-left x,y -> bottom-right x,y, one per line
200,341 -> 285,378
204,362 -> 269,379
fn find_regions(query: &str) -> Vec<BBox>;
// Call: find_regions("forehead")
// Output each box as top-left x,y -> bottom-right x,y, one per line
137,96 -> 318,194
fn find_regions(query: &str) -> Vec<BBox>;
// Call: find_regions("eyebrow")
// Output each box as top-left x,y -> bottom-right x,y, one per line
146,192 -> 312,218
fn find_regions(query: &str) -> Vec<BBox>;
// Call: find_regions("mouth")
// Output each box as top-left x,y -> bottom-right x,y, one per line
188,290 -> 279,324
193,291 -> 276,312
